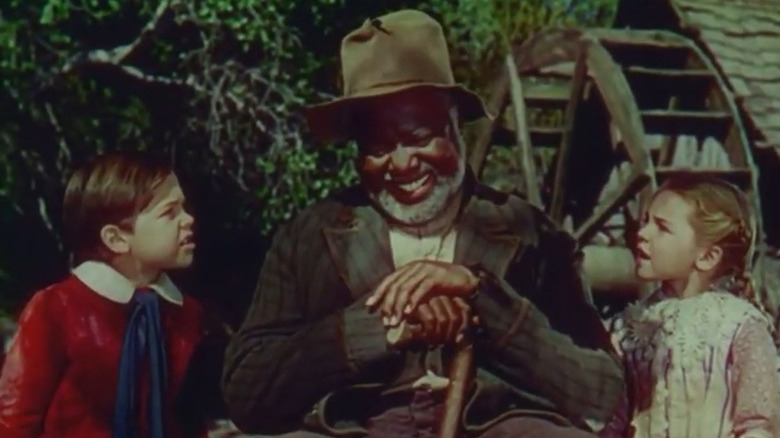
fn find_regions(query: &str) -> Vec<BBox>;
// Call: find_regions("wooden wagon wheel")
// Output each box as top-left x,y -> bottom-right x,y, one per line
470,28 -> 764,301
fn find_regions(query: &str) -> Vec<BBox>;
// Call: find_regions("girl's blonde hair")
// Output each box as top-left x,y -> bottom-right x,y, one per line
657,175 -> 764,312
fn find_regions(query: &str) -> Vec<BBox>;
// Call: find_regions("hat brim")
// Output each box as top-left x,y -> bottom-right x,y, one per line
304,83 -> 494,143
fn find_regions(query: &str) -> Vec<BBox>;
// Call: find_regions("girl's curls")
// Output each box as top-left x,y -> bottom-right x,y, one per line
656,175 -> 768,319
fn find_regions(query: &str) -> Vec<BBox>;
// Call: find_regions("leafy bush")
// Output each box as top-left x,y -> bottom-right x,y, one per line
0,0 -> 616,311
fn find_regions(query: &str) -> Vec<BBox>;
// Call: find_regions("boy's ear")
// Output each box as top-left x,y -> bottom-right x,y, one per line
695,244 -> 723,273
99,224 -> 131,255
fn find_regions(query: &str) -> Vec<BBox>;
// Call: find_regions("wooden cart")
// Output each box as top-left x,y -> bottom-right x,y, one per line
469,28 -> 766,309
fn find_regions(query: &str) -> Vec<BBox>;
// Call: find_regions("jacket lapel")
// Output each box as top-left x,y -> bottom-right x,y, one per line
455,196 -> 524,279
321,182 -> 526,393
321,183 -> 525,302
322,204 -> 395,301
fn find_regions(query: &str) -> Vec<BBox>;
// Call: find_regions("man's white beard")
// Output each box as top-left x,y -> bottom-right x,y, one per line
370,158 -> 466,226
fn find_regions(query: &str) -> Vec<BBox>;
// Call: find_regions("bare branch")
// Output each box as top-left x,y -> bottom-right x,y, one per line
60,0 -> 177,75
40,0 -> 190,95
34,0 -> 324,229
15,148 -> 63,248
63,56 -> 189,88
44,103 -> 72,173
38,197 -> 63,252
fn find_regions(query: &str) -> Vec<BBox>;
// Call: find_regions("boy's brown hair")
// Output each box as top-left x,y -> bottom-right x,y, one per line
63,151 -> 173,264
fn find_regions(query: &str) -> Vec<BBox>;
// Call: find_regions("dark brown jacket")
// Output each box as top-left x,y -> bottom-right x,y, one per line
222,176 -> 625,435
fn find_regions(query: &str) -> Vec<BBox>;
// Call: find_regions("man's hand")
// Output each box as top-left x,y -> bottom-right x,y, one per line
385,296 -> 474,347
366,260 -> 479,323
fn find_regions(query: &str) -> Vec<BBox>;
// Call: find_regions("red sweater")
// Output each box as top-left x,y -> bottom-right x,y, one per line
0,274 -> 207,438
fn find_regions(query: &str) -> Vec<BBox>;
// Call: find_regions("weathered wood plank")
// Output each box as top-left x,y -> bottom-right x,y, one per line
699,49 -> 762,75
641,109 -> 733,137
469,68 -> 509,179
529,126 -> 565,146
699,38 -> 780,70
748,112 -> 780,132
569,38 -> 656,245
625,66 -> 716,109
582,245 -> 642,294
537,62 -> 578,78
751,83 -> 780,103
742,95 -> 780,114
523,82 -> 571,107
657,96 -> 680,166
625,66 -> 715,79
586,28 -> 693,48
759,128 -> 780,143
687,38 -> 758,173
677,0 -> 780,12
506,54 -> 543,208
586,40 -> 650,169
698,31 -> 780,61
641,109 -> 732,119
550,46 -> 587,223
756,140 -> 777,149
513,29 -> 584,74
575,169 -> 651,244
677,0 -> 780,33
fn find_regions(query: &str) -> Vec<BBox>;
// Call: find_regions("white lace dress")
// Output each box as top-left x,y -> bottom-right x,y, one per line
605,291 -> 780,438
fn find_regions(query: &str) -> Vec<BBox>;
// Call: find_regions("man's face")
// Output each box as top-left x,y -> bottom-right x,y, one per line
353,90 -> 465,226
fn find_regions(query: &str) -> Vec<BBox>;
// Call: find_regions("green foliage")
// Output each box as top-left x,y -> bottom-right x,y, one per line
0,0 -> 616,240
0,0 -> 364,240
0,0 -> 618,311
430,0 -> 617,96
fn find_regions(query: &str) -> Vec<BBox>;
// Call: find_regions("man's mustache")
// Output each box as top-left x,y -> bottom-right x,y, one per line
381,163 -> 438,182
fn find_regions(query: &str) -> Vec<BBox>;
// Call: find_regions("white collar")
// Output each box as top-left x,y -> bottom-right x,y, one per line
72,261 -> 184,306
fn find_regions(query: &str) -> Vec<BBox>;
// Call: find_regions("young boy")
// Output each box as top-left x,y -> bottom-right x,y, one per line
0,152 -> 207,438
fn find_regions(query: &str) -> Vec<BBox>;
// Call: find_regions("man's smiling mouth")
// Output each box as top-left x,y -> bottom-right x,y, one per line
397,174 -> 432,193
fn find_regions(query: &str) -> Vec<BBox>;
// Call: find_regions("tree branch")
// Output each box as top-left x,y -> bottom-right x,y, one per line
44,103 -> 71,173
38,0 -> 317,222
41,0 -> 185,92
60,0 -> 177,75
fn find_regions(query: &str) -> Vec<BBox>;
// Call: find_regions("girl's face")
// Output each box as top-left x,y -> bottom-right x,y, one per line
635,190 -> 707,283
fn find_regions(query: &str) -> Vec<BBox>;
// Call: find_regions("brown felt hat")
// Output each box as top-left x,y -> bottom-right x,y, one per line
305,9 -> 492,142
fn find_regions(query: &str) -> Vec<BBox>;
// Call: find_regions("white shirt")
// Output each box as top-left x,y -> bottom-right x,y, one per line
387,192 -> 461,268
386,194 -> 461,391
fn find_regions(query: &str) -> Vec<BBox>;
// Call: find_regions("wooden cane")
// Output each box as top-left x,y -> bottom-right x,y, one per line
386,321 -> 475,438
438,339 -> 474,438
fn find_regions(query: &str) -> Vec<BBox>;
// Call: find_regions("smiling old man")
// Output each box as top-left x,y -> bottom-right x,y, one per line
222,9 -> 625,438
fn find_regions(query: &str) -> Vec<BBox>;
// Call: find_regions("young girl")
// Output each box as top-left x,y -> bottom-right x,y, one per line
604,175 -> 780,438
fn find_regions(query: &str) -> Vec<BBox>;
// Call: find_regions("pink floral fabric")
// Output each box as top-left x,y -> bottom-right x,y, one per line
601,291 -> 780,438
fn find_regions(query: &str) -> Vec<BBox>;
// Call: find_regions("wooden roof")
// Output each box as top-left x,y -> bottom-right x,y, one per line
615,0 -> 780,153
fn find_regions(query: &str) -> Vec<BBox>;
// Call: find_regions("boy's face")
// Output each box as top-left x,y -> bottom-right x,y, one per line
126,174 -> 195,271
